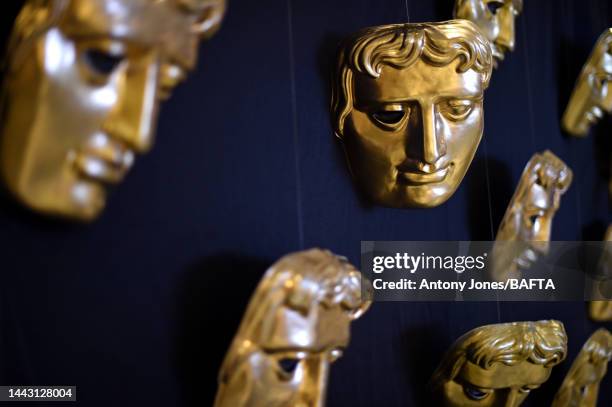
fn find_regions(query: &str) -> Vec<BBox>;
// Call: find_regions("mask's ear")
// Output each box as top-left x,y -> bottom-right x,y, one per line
186,0 -> 227,40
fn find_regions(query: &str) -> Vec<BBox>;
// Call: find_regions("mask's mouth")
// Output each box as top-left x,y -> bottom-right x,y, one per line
396,162 -> 453,186
585,105 -> 604,124
515,247 -> 539,269
72,133 -> 135,185
491,44 -> 507,66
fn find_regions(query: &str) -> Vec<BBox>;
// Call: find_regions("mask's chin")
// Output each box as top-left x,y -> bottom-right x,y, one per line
491,44 -> 506,67
66,179 -> 108,221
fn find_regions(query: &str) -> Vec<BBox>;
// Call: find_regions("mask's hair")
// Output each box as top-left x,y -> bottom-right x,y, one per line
5,0 -> 225,72
495,150 -> 572,240
5,0 -> 69,72
530,150 -> 573,193
552,328 -> 611,405
430,320 -> 568,390
331,20 -> 492,138
217,249 -> 372,382
581,329 -> 612,363
454,0 -> 524,16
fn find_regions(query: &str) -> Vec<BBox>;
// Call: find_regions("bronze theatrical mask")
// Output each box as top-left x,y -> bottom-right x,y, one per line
454,0 -> 523,68
332,20 -> 493,208
562,28 -> 612,137
490,151 -> 572,281
0,0 -> 226,221
552,329 -> 612,407
214,249 -> 372,407
589,225 -> 612,322
431,320 -> 568,407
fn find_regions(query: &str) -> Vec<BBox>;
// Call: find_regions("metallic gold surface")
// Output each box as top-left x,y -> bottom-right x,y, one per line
490,151 -> 572,281
332,20 -> 493,208
562,28 -> 612,137
214,249 -> 372,407
454,0 -> 523,68
431,320 -> 567,407
0,0 -> 226,221
590,301 -> 612,322
552,329 -> 612,407
589,225 -> 612,322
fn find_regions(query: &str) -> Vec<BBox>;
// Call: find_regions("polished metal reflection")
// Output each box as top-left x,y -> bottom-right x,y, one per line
590,225 -> 612,322
0,0 -> 226,221
490,151 -> 572,281
454,0 -> 523,68
562,28 -> 612,137
332,20 -> 493,208
552,329 -> 612,407
431,320 -> 567,407
214,249 -> 372,407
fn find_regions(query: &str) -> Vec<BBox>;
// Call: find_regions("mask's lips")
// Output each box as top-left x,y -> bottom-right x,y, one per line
73,133 -> 135,185
396,162 -> 453,185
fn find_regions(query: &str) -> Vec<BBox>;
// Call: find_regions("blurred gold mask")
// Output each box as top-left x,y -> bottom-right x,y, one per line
0,0 -> 226,221
590,225 -> 612,322
332,20 -> 492,208
214,249 -> 371,407
454,0 -> 523,68
490,151 -> 572,281
562,28 -> 612,137
431,320 -> 567,407
552,329 -> 612,407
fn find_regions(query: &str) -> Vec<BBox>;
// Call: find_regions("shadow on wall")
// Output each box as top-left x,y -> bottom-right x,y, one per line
466,157 -> 514,240
317,31 -> 382,211
401,325 -> 448,405
173,253 -> 270,407
592,118 -> 612,188
556,36 -> 591,126
582,220 -> 609,241
433,0 -> 456,20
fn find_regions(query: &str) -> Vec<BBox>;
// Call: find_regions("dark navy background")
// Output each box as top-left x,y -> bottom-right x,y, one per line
0,0 -> 611,406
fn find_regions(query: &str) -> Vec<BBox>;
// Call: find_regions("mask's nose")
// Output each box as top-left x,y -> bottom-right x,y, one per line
496,7 -> 516,52
503,390 -> 519,407
103,56 -> 161,153
297,356 -> 329,407
407,102 -> 446,165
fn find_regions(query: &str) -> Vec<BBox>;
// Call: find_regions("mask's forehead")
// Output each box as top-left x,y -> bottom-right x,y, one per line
61,0 -> 198,68
261,305 -> 351,352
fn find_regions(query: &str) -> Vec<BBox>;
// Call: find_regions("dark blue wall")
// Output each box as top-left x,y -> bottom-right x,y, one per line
0,0 -> 611,406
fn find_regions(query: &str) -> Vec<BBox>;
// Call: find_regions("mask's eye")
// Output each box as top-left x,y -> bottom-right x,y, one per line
273,351 -> 306,381
487,1 -> 505,15
463,385 -> 491,400
278,358 -> 300,375
83,49 -> 124,76
440,99 -> 476,121
371,107 -> 407,128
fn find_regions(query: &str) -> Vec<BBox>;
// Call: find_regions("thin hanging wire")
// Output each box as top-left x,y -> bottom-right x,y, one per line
286,0 -> 305,250
404,0 -> 410,22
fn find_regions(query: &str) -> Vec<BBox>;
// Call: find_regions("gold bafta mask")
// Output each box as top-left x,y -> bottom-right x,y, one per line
214,249 -> 372,407
332,20 -> 493,208
490,151 -> 572,281
552,329 -> 612,407
431,320 -> 568,407
0,0 -> 226,221
590,225 -> 612,322
454,0 -> 523,68
562,28 -> 612,137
